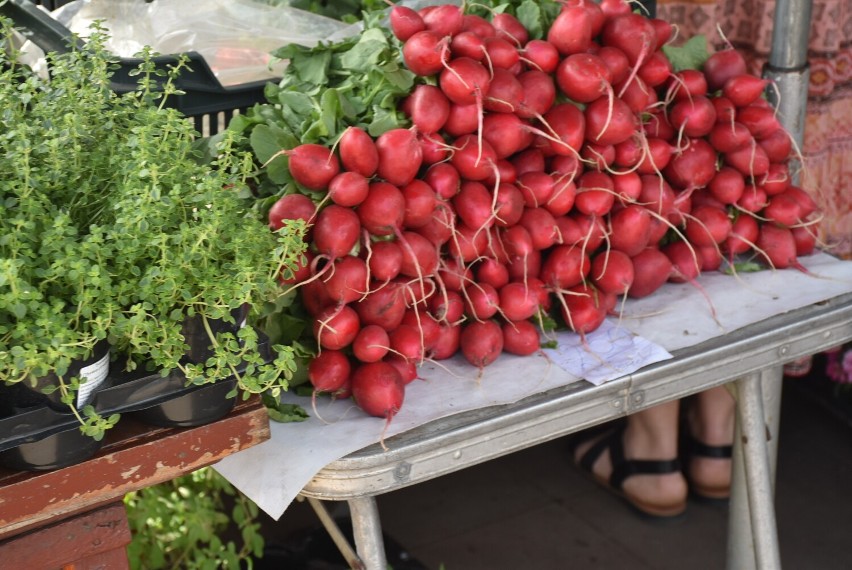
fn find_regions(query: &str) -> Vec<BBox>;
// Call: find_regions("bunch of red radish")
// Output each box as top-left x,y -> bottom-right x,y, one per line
267,0 -> 820,424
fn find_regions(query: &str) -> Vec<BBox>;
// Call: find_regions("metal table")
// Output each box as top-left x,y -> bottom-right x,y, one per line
300,291 -> 852,569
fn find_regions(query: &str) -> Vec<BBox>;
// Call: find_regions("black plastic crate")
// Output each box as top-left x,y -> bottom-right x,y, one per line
1,0 -> 273,135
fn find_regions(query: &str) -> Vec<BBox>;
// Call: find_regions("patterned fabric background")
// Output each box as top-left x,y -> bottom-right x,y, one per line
658,0 -> 851,259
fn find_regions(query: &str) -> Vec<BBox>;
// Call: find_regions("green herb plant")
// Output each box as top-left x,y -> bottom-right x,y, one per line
0,17 -> 307,439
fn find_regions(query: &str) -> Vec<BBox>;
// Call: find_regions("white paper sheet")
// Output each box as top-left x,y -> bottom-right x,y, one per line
214,253 -> 852,520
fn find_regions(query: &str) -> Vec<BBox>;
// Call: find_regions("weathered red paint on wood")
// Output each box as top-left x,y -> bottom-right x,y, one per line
0,396 -> 269,540
0,502 -> 130,569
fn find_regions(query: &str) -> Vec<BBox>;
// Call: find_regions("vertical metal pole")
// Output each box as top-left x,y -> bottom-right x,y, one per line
763,0 -> 813,183
727,371 -> 783,570
348,496 -> 388,570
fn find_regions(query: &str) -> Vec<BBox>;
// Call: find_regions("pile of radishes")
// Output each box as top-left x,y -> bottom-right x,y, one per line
267,0 -> 820,425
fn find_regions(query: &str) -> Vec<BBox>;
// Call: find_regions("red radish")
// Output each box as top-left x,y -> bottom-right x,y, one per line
548,6 -> 592,55
444,102 -> 480,136
389,6 -> 425,42
650,17 -> 674,48
449,222 -> 489,262
556,53 -> 613,103
421,3 -> 463,37
502,320 -> 541,356
376,128 -> 423,187
314,305 -> 360,350
359,182 -> 405,236
629,247 -> 673,298
618,75 -> 655,113
492,12 -> 529,45
429,289 -> 465,323
725,143 -> 770,178
491,182 -> 525,227
723,74 -> 769,107
338,127 -> 379,178
403,84 -> 450,134
560,284 -> 607,334
366,240 -> 403,282
723,213 -> 760,256
669,95 -> 717,138
713,96 -> 737,124
300,279 -> 334,317
308,349 -> 351,394
351,361 -> 405,420
314,205 -> 360,259
637,137 -> 674,174
461,14 -> 496,38
782,186 -> 818,218
708,167 -> 746,205
755,224 -> 803,270
512,148 -> 547,177
423,162 -> 461,200
499,281 -> 541,321
614,137 -> 643,168
697,245 -> 723,272
639,174 -> 676,217
571,213 -> 608,251
637,50 -> 673,88
668,69 -> 708,101
484,36 -> 521,69
285,143 -> 340,191
758,128 -> 793,162
612,171 -> 642,205
396,276 -> 436,308
402,179 -> 438,229
597,45 -> 631,85
584,96 -> 636,146
451,31 -> 487,61
685,205 -> 733,247
430,323 -> 462,360
541,244 -> 591,289
477,258 -> 510,290
703,48 -> 748,92
542,103 -> 587,154
546,176 -> 577,216
763,194 -> 802,227
482,113 -> 531,159
709,121 -> 753,153
438,257 -> 472,292
484,68 -> 524,114
328,171 -> 369,207
791,225 -> 818,256
398,231 -> 439,277
663,138 -> 717,191
417,203 -> 456,247
451,134 -> 497,181
460,320 -> 504,369
760,163 -> 790,196
600,0 -> 632,18
439,57 -> 491,106
609,204 -> 652,256
601,14 -> 657,91
419,131 -> 450,164
575,171 -> 616,216
403,31 -> 447,76
501,224 -> 535,260
354,281 -> 407,331
520,207 -> 560,250
737,184 -> 769,213
323,256 -> 368,304
517,70 -> 558,119
524,39 -> 560,73
662,240 -> 701,283
268,193 -> 316,231
643,108 -> 675,140
590,250 -> 635,296
388,324 -> 426,362
507,249 -> 542,283
737,105 -> 781,140
518,171 -> 556,208
464,282 -> 500,320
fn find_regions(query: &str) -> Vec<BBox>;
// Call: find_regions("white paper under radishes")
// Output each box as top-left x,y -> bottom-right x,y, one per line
214,253 -> 852,520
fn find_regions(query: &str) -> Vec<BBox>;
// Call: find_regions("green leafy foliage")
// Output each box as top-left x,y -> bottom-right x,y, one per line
124,467 -> 264,569
662,35 -> 711,72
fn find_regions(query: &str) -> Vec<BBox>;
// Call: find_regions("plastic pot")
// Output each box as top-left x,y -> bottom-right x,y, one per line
181,305 -> 250,364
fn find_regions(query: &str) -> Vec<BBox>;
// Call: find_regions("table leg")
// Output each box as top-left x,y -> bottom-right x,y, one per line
348,496 -> 388,570
726,368 -> 783,570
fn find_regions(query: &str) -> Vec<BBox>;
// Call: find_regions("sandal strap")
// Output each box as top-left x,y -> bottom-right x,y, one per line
689,439 -> 733,459
578,424 -> 623,473
608,424 -> 682,490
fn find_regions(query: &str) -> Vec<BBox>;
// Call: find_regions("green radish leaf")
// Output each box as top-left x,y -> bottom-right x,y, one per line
265,401 -> 309,423
517,0 -> 544,39
662,35 -> 710,72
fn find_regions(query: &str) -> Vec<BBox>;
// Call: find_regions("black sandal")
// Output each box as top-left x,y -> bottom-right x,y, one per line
575,423 -> 687,519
